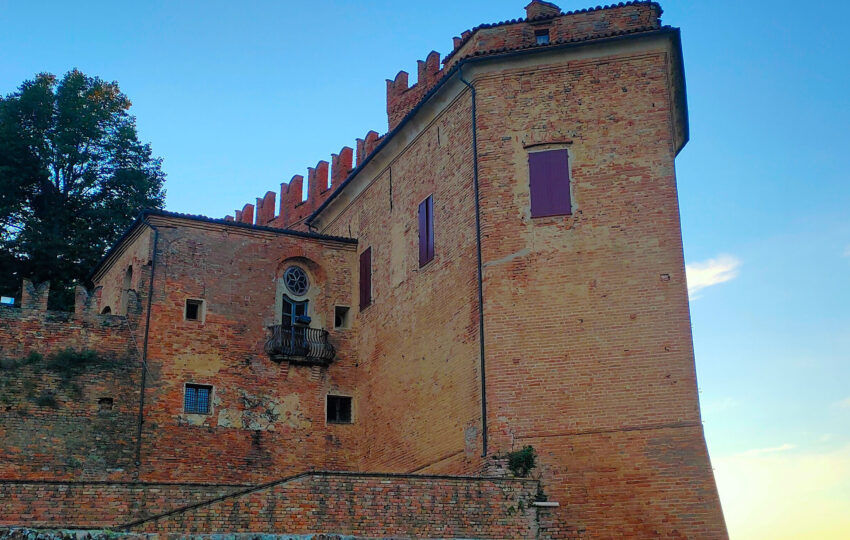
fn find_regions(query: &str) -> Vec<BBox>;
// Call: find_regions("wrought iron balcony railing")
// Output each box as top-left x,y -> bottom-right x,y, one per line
264,324 -> 336,365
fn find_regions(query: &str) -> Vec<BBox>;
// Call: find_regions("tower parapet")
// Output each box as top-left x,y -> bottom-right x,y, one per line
386,1 -> 662,131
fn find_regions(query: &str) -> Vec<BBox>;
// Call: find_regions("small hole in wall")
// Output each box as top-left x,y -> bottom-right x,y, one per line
98,397 -> 114,412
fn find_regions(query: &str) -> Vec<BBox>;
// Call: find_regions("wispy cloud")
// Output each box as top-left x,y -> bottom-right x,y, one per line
685,254 -> 741,297
703,396 -> 739,416
843,245 -> 850,257
835,397 -> 850,409
739,443 -> 795,457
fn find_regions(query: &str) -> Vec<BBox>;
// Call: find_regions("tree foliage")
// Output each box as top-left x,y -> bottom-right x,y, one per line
0,70 -> 165,309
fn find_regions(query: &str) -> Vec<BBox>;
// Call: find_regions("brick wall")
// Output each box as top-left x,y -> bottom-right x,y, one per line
322,91 -> 485,475
0,300 -> 140,481
470,41 -> 726,537
318,16 -> 725,539
128,472 -> 542,537
0,481 -> 245,528
111,217 -> 361,484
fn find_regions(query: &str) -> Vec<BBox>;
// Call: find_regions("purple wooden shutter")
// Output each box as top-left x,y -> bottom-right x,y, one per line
359,247 -> 371,311
426,195 -> 435,263
419,199 -> 428,266
529,149 -> 571,218
419,195 -> 435,267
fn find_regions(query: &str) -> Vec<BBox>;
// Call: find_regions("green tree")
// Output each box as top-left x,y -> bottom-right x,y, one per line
0,70 -> 165,309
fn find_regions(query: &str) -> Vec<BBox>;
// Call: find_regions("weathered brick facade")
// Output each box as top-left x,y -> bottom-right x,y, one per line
1,1 -> 726,537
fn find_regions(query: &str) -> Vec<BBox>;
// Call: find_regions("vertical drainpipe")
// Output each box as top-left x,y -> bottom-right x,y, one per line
135,219 -> 159,470
459,66 -> 488,458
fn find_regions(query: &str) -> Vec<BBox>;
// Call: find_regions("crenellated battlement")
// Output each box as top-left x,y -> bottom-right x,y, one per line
225,135 -> 379,230
14,278 -> 108,317
225,1 -> 661,231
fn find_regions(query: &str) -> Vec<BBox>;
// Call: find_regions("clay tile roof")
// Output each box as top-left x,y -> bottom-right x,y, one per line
443,0 -> 662,64
88,209 -> 357,281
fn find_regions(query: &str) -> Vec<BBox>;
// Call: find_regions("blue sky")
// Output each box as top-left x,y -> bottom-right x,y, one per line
2,1 -> 848,537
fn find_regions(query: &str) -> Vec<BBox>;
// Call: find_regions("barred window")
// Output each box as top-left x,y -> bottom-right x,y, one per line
184,384 -> 212,414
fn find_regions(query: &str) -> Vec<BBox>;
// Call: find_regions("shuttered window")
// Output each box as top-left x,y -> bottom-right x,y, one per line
359,247 -> 372,311
528,149 -> 571,217
418,195 -> 435,267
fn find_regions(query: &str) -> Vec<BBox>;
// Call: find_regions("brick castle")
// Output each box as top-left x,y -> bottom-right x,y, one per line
0,1 -> 728,537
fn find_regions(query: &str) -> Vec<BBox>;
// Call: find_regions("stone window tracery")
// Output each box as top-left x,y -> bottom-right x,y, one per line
283,266 -> 309,296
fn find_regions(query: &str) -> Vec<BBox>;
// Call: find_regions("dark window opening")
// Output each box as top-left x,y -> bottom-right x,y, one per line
327,395 -> 352,424
98,397 -> 114,412
359,248 -> 372,311
535,29 -> 550,45
282,295 -> 309,344
334,306 -> 350,329
101,306 -> 112,314
185,299 -> 203,321
529,148 -> 571,217
184,384 -> 212,414
419,195 -> 435,267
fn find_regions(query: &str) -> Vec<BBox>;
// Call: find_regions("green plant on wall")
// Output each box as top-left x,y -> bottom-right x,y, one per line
506,445 -> 537,477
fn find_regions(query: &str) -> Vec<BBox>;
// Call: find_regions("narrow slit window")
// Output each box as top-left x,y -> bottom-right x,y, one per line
529,149 -> 571,217
418,195 -> 435,267
327,395 -> 352,424
184,384 -> 212,414
185,299 -> 204,321
359,248 -> 372,311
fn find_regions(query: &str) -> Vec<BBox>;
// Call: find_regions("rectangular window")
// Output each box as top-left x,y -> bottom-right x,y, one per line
327,395 -> 352,424
359,247 -> 372,311
529,148 -> 571,217
185,299 -> 204,321
334,305 -> 350,329
418,195 -> 435,267
535,29 -> 550,45
184,384 -> 212,414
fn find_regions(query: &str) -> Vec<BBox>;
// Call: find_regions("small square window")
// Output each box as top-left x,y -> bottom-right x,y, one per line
185,299 -> 204,321
334,306 -> 350,329
98,397 -> 114,412
535,29 -> 550,45
184,384 -> 212,414
327,395 -> 352,424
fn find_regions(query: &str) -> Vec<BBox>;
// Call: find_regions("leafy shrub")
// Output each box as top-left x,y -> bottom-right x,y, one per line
23,351 -> 43,365
34,392 -> 58,408
45,348 -> 112,379
507,445 -> 537,477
